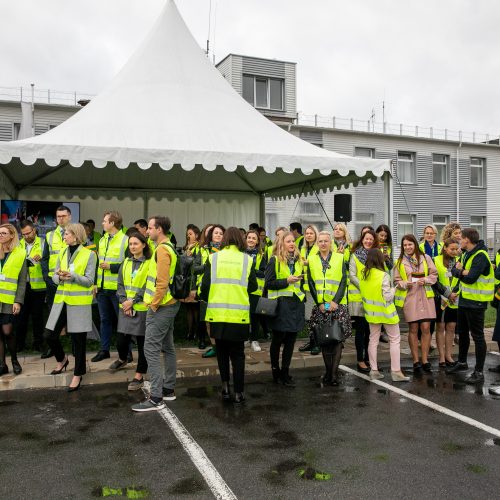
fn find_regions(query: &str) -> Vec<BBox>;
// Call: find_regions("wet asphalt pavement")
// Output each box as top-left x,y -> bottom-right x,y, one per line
2,354 -> 500,500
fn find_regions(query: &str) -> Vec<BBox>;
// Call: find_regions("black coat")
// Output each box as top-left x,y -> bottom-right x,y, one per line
264,256 -> 305,333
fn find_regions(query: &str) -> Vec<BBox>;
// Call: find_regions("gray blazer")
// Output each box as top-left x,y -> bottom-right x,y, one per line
46,246 -> 96,333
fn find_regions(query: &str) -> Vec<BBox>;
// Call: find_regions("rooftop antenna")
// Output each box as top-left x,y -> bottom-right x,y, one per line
370,108 -> 375,132
206,0 -> 212,57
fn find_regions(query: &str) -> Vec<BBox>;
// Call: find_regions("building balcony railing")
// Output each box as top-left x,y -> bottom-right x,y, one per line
295,112 -> 498,145
0,85 -> 94,107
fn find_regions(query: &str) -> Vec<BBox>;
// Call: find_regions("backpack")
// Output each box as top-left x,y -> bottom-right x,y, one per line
156,242 -> 194,300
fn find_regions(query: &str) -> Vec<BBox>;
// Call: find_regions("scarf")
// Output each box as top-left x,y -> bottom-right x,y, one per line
209,242 -> 221,253
354,246 -> 369,265
287,252 -> 296,274
245,247 -> 258,261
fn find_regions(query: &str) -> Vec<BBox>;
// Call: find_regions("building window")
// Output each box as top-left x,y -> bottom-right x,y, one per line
300,201 -> 321,216
432,215 -> 449,240
470,216 -> 485,240
354,212 -> 374,238
470,157 -> 485,187
242,74 -> 284,110
432,154 -> 450,185
397,151 -> 416,184
397,213 -> 416,239
13,123 -> 21,140
354,147 -> 375,158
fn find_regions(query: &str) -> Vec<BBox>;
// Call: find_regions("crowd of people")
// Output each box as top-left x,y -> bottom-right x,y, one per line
0,205 -> 499,409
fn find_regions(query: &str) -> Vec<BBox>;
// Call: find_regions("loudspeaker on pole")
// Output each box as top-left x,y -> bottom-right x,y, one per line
334,194 -> 352,222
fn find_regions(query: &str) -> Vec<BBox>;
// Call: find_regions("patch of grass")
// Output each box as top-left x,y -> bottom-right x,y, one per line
372,454 -> 389,462
485,305 -> 497,328
466,464 -> 487,474
440,442 -> 465,453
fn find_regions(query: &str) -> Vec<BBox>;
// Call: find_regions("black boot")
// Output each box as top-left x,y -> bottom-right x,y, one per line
12,358 -> 22,375
233,392 -> 245,404
280,368 -> 296,387
272,366 -> 281,384
0,361 -> 8,376
221,381 -> 231,401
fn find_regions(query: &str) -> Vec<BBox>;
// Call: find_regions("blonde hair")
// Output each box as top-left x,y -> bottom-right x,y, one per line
304,225 -> 319,246
65,223 -> 87,245
317,231 -> 332,240
273,231 -> 302,264
333,222 -> 352,245
440,222 -> 461,242
0,223 -> 19,251
421,224 -> 438,242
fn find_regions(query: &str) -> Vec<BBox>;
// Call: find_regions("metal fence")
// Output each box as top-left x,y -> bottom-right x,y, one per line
296,112 -> 498,145
0,85 -> 94,106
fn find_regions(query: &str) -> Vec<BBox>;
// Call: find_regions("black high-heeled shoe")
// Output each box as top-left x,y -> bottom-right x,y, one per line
67,376 -> 82,392
50,358 -> 69,375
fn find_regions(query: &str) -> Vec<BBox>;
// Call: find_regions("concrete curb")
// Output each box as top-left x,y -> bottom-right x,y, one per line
1,338 -> 497,392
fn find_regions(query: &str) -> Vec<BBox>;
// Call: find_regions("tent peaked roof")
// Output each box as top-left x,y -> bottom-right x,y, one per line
0,0 -> 390,198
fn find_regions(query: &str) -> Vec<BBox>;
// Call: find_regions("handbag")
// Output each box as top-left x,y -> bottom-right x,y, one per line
314,316 -> 344,346
255,296 -> 278,317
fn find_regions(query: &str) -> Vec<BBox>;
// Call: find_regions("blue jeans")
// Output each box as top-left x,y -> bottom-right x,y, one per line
144,302 -> 180,399
96,290 -> 119,352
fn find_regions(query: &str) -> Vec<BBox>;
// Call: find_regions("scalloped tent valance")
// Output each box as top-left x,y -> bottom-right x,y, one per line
0,0 -> 391,201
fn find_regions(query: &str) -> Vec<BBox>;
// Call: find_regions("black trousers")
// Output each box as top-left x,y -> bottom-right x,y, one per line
117,332 -> 147,374
270,331 -> 297,370
354,316 -> 370,363
45,282 -> 57,310
15,284 -> 45,349
215,339 -> 245,392
43,304 -> 87,376
457,307 -> 486,371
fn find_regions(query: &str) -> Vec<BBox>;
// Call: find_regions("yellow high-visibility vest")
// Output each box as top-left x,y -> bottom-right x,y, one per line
120,257 -> 150,312
46,227 -> 67,277
434,255 -> 459,310
143,242 -> 177,307
359,268 -> 399,324
300,244 -> 318,292
460,250 -> 495,302
20,236 -> 46,290
394,257 -> 434,307
0,246 -> 26,304
267,257 -> 305,302
206,246 -> 251,324
308,252 -> 346,305
97,231 -> 128,290
54,246 -> 94,306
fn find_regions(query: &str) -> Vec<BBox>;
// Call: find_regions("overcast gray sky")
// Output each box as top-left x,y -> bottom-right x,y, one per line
1,0 -> 498,135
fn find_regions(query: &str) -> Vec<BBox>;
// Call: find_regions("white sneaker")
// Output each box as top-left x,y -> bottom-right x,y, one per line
251,341 -> 262,352
369,370 -> 384,380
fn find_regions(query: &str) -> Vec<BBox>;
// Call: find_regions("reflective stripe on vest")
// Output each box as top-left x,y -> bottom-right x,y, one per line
54,246 -> 93,306
251,253 -> 265,297
120,258 -> 150,312
143,242 -> 177,306
46,228 -> 67,277
98,232 -> 128,290
20,236 -> 47,290
308,252 -> 346,304
0,246 -> 26,304
434,255 -> 459,309
359,268 -> 399,324
205,247 -> 251,323
267,258 -> 305,302
301,244 -> 318,292
347,255 -> 364,304
460,249 -> 495,302
394,257 -> 434,307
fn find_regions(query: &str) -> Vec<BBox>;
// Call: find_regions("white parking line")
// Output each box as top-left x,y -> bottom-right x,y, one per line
158,406 -> 237,500
339,365 -> 500,439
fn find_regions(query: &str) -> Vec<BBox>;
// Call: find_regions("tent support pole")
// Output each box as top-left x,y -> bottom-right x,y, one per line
17,161 -> 70,192
383,170 -> 393,228
0,165 -> 18,199
143,192 -> 149,218
259,193 -> 266,227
